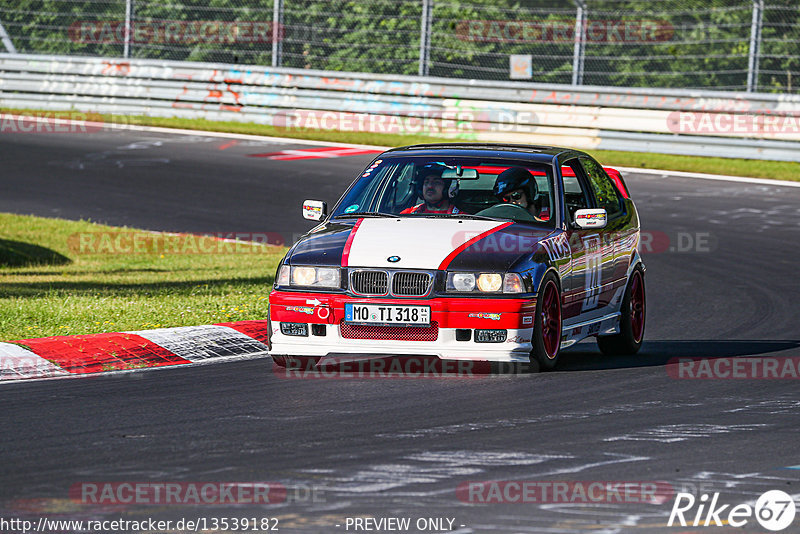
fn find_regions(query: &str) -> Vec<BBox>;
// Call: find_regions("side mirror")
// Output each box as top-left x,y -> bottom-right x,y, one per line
302,200 -> 327,221
573,208 -> 607,229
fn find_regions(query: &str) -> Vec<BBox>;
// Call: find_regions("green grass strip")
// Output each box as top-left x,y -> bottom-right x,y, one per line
0,213 -> 284,341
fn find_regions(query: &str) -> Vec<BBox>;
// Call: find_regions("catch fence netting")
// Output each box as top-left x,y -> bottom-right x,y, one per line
0,0 -> 797,92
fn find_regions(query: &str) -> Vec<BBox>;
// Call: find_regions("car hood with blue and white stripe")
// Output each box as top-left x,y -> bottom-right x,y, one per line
286,217 -> 556,272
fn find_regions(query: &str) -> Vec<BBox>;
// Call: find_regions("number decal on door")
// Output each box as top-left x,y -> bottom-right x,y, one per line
582,235 -> 601,311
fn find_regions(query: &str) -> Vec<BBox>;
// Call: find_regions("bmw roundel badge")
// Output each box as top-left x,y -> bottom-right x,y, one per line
387,256 -> 401,263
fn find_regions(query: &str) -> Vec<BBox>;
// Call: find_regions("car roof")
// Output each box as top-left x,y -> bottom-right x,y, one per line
383,143 -> 587,163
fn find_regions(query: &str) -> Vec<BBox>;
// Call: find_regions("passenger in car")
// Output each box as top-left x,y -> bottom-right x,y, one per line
493,167 -> 545,222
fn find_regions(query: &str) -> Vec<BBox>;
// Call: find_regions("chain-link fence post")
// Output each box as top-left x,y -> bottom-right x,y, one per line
272,0 -> 283,67
419,0 -> 432,76
572,0 -> 586,86
0,16 -> 16,53
122,0 -> 133,58
747,0 -> 764,92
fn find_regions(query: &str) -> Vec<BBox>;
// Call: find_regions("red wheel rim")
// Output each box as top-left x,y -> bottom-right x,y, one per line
629,271 -> 645,343
540,280 -> 561,359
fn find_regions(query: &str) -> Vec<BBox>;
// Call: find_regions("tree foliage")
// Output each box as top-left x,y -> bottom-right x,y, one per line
0,0 -> 797,93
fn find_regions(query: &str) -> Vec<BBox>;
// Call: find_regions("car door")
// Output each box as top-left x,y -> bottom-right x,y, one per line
579,156 -> 628,309
560,158 -> 605,318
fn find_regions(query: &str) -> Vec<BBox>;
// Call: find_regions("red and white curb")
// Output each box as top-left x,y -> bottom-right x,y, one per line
0,321 -> 271,381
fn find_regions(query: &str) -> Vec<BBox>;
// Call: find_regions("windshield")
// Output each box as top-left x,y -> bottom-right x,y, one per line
331,156 -> 556,226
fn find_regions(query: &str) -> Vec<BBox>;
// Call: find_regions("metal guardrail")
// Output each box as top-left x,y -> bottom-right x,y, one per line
1,53 -> 799,162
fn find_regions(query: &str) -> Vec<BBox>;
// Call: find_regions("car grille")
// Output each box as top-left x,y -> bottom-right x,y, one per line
340,321 -> 439,341
392,272 -> 431,296
351,270 -> 389,295
350,270 -> 432,297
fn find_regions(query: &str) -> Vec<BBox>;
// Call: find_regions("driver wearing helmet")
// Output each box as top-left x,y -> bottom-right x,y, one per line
493,166 -> 544,221
401,164 -> 461,214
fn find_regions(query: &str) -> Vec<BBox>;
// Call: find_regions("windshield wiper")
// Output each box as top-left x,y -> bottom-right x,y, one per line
334,212 -> 397,219
419,213 -> 504,221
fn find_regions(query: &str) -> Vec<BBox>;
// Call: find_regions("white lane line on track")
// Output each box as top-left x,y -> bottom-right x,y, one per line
615,165 -> 800,188
7,113 -> 798,185
105,124 -> 800,188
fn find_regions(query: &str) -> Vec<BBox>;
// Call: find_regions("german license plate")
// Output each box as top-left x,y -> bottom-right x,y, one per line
345,303 -> 430,326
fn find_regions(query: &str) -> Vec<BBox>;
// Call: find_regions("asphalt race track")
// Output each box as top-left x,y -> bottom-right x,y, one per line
1,127 -> 799,533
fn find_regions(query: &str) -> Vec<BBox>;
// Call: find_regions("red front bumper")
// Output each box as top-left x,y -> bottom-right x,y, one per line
269,290 -> 536,329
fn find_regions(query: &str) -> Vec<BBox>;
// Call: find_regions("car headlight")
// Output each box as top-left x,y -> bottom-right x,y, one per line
278,265 -> 341,288
315,267 -> 340,287
447,272 -> 525,294
450,273 -> 476,292
292,266 -> 317,286
477,273 -> 502,292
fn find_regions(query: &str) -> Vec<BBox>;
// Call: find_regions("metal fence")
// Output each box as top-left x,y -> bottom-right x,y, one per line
0,0 -> 798,94
3,54 -> 799,161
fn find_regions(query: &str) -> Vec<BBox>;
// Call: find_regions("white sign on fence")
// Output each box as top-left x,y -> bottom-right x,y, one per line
509,54 -> 532,80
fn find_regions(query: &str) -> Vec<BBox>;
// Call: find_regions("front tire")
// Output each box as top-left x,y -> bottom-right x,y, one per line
597,265 -> 645,356
531,273 -> 562,371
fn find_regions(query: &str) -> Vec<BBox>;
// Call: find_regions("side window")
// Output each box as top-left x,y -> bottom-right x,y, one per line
531,173 -> 553,222
581,157 -> 623,219
561,159 -> 592,224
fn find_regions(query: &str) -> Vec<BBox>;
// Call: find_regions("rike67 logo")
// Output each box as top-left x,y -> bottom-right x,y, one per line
668,490 -> 796,531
